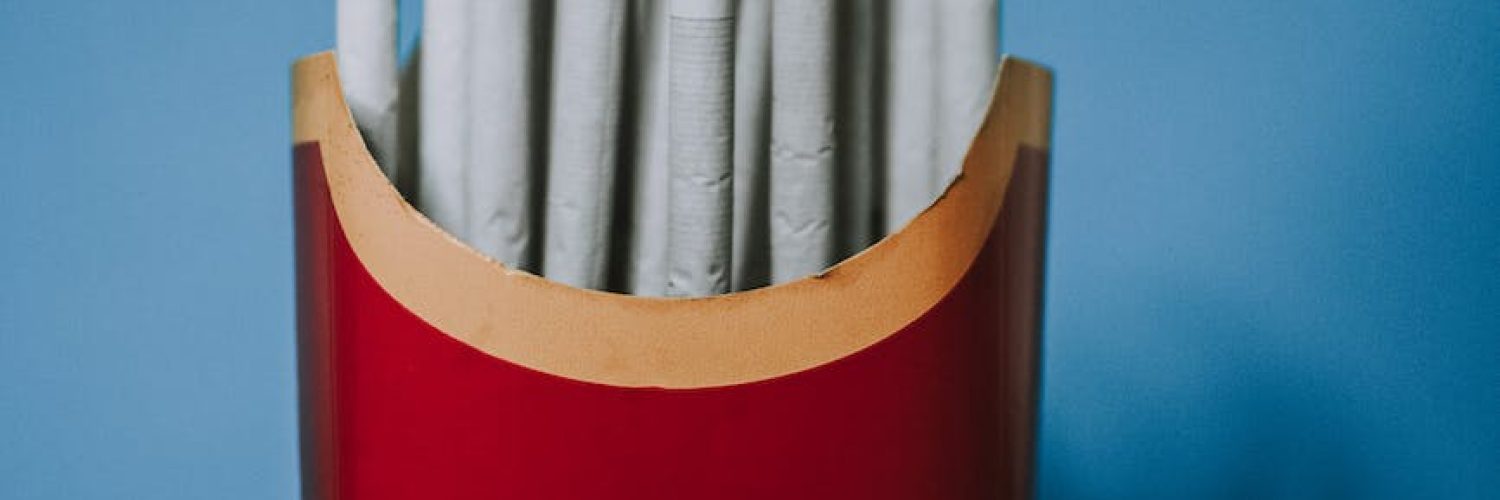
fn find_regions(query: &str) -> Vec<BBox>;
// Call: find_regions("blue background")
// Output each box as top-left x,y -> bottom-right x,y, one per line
1,0 -> 1495,498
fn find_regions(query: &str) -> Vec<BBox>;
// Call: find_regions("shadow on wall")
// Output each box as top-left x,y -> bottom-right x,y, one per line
1039,279 -> 1380,499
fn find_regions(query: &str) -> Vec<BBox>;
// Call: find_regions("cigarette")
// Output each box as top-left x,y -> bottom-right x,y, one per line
543,0 -> 628,289
731,0 -> 771,291
836,0 -> 882,254
666,0 -> 736,297
419,0 -> 471,238
394,42 -> 421,198
769,0 -> 838,284
337,0 -> 401,179
466,0 -> 539,271
620,0 -> 670,296
883,0 -> 938,232
934,0 -> 998,193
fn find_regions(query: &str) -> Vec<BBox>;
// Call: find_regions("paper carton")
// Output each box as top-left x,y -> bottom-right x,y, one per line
292,51 -> 1052,499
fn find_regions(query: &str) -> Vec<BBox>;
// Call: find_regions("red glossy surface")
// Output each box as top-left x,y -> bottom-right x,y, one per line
294,143 -> 1048,499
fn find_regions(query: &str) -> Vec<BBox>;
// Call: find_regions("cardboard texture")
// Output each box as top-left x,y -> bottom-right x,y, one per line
293,51 -> 1052,498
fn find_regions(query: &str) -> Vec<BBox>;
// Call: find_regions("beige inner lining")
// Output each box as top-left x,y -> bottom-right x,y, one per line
292,51 -> 1051,388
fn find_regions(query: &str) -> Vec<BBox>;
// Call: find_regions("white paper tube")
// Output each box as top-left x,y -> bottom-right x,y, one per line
836,0 -> 882,256
419,0 -> 471,238
666,0 -> 736,297
337,0 -> 400,179
934,0 -> 998,194
883,0 -> 938,233
466,0 -> 538,271
543,0 -> 628,289
394,44 -> 421,198
769,0 -> 838,284
731,0 -> 771,291
620,0 -> 671,296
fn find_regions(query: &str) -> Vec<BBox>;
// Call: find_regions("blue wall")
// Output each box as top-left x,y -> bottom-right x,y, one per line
1006,1 -> 1500,497
0,0 -> 1495,498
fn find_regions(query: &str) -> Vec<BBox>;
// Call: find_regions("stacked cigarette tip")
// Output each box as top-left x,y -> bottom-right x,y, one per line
337,0 -> 1000,297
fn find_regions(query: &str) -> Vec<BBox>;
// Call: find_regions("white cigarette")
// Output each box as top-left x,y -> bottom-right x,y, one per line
543,0 -> 628,289
394,43 -> 421,197
620,0 -> 670,296
337,0 -> 401,179
666,0 -> 736,297
934,0 -> 998,193
731,0 -> 771,291
466,0 -> 538,271
883,0 -> 938,232
837,0 -> 881,254
769,0 -> 838,284
419,0 -> 471,238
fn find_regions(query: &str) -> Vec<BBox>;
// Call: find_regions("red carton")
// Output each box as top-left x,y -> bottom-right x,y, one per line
292,52 -> 1052,499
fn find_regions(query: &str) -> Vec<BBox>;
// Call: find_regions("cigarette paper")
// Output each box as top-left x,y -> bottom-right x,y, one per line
731,0 -> 771,291
543,0 -> 628,289
337,0 -> 400,179
883,0 -> 938,232
836,0 -> 882,255
419,0 -> 471,238
769,0 -> 838,284
934,0 -> 998,193
666,0 -> 736,297
394,44 -> 421,199
620,0 -> 670,296
466,0 -> 539,271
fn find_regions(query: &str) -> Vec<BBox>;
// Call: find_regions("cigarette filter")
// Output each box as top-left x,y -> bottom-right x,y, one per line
296,52 -> 1052,499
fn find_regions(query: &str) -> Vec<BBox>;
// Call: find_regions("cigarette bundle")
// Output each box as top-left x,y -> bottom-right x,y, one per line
337,0 -> 1001,296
